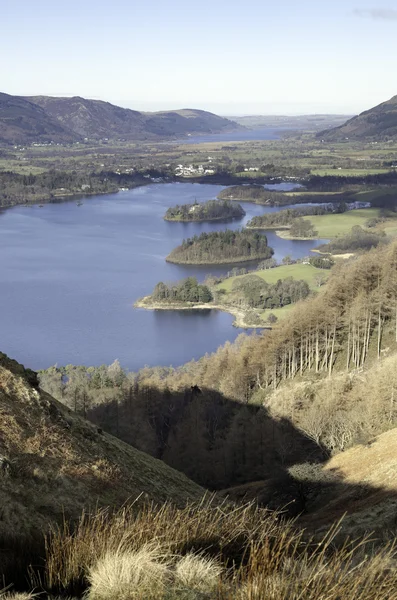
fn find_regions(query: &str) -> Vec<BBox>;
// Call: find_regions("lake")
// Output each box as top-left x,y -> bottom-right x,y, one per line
0,183 -> 327,371
177,128 -> 287,144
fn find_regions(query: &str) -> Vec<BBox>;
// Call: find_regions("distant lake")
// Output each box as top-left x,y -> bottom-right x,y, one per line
177,128 -> 288,144
0,183 -> 327,371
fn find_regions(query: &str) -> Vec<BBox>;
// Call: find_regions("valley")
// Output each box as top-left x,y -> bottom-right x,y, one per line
2,91 -> 397,599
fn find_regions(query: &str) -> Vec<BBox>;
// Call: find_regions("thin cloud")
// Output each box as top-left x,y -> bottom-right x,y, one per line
353,8 -> 397,20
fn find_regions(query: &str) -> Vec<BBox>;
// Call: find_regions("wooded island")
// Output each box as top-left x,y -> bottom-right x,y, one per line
166,229 -> 274,264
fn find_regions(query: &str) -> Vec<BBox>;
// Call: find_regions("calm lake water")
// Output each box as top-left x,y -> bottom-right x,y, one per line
178,128 -> 286,144
0,183 -> 327,371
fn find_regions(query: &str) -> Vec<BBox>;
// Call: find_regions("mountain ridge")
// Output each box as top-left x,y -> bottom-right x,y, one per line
0,92 -> 240,144
319,94 -> 397,140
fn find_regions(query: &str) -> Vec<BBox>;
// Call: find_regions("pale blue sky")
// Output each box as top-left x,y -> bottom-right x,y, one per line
1,0 -> 396,114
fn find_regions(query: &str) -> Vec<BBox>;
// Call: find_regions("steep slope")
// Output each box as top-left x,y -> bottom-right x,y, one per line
0,92 -> 78,144
25,95 -> 240,140
319,94 -> 397,140
0,352 -> 204,547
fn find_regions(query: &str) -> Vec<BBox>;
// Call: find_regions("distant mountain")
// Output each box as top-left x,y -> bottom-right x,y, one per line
231,114 -> 353,131
319,95 -> 397,140
23,95 -> 240,142
0,92 -> 78,144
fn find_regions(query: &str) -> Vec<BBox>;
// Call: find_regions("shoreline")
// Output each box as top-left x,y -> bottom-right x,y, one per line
275,229 -> 319,241
164,215 -> 244,223
246,225 -> 290,231
134,297 -> 270,329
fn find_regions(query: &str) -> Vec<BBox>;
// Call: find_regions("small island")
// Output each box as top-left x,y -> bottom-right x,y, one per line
165,229 -> 274,265
164,199 -> 246,222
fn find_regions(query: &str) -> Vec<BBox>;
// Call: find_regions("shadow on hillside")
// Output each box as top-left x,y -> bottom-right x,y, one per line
88,385 -> 325,509
4,381 -> 397,592
86,385 -> 397,528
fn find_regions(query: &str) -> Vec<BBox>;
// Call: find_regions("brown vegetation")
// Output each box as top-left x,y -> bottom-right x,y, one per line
32,501 -> 397,599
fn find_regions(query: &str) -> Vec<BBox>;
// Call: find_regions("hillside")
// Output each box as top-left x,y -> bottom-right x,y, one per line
320,94 -> 397,140
308,426 -> 397,534
0,352 -> 204,578
0,92 -> 78,144
23,95 -> 240,141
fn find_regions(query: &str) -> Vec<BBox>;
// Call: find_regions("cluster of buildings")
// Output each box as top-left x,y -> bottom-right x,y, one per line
175,164 -> 215,177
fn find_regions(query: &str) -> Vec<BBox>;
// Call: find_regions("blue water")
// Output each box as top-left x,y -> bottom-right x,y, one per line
177,128 -> 287,144
0,183 -> 326,371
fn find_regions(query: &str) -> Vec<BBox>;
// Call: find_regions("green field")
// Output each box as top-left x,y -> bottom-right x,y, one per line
302,208 -> 381,238
310,168 -> 391,177
216,263 -> 329,324
217,263 -> 329,293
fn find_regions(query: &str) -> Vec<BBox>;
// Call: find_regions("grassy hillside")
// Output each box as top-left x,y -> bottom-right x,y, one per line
0,353 -> 204,584
320,94 -> 397,140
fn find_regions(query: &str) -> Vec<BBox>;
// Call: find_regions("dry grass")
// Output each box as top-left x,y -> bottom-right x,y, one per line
175,553 -> 223,593
38,499 -> 397,600
87,545 -> 171,600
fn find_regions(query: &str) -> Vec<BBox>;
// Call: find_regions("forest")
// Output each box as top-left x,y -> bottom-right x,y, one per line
166,229 -> 274,264
164,199 -> 245,222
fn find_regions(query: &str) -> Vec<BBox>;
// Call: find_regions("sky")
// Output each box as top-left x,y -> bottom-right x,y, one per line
1,0 -> 397,115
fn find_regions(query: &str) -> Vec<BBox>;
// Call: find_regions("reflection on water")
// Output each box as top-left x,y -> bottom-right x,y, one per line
0,183 -> 326,371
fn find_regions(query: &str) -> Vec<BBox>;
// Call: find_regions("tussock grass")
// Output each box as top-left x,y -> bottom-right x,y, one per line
175,553 -> 223,593
87,545 -> 171,600
38,498 -> 397,600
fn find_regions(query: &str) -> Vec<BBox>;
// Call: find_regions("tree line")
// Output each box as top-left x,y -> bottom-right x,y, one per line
318,225 -> 387,254
247,206 -> 331,229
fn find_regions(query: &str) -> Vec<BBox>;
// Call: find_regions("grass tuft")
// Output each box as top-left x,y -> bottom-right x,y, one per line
87,545 -> 171,600
174,553 -> 223,593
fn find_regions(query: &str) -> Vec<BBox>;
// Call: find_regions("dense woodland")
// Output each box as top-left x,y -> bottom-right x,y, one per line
166,229 -> 274,264
164,199 -> 245,222
151,277 -> 213,303
40,243 -> 397,491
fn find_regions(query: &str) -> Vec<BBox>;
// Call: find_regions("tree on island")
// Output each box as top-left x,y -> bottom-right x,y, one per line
152,277 -> 213,304
289,218 -> 318,238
